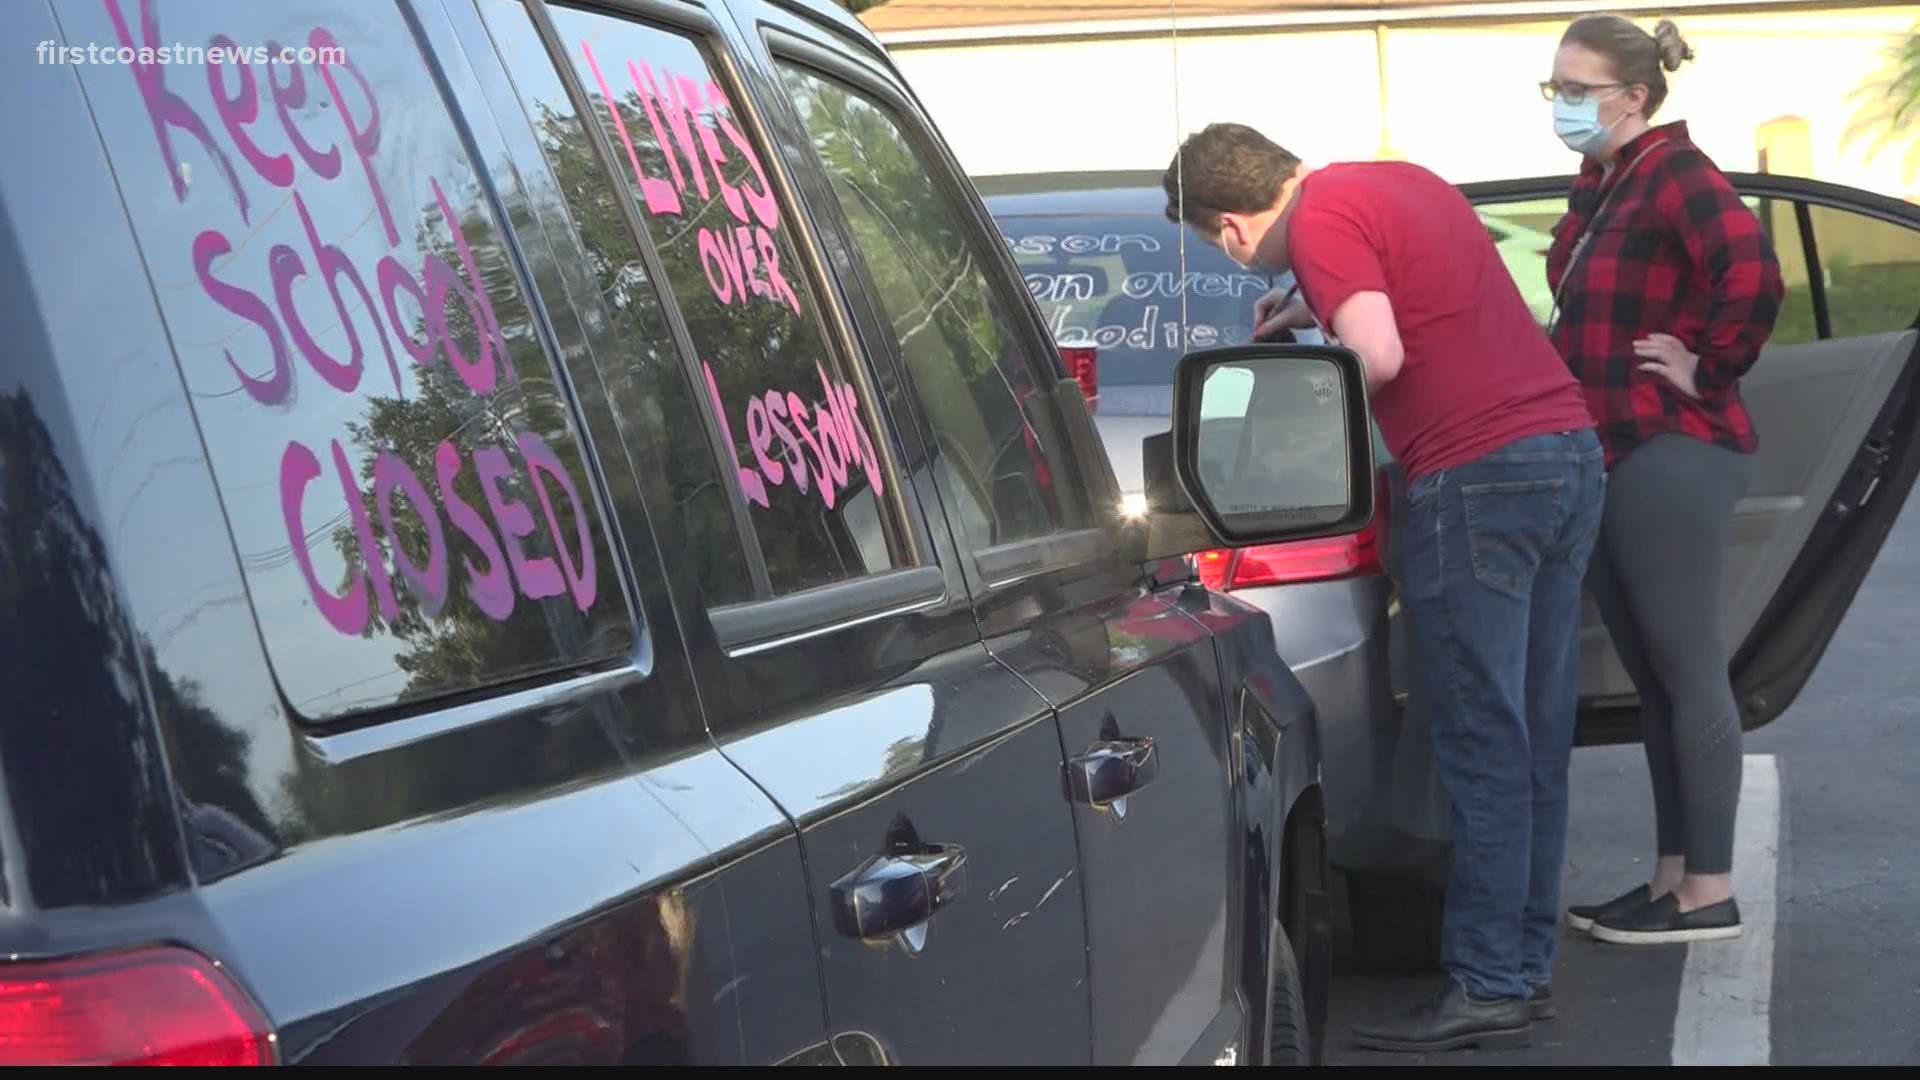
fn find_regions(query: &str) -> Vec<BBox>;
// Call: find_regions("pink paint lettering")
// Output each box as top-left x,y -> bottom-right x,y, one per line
698,227 -> 743,306
705,359 -> 889,515
705,360 -> 768,508
265,43 -> 342,181
150,12 -> 609,640
660,72 -> 711,202
196,229 -> 292,405
765,391 -> 809,495
208,36 -> 294,189
282,440 -> 368,635
580,41 -> 681,217
108,0 -> 248,220
437,440 -> 515,621
711,88 -> 779,231
375,449 -> 449,618
429,177 -> 513,394
270,233 -> 362,396
475,445 -> 567,603
518,431 -> 598,613
296,189 -> 401,395
630,61 -> 691,199
311,27 -> 396,247
335,438 -> 401,622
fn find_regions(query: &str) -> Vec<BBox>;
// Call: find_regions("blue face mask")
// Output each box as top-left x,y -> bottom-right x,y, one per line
1553,97 -> 1617,156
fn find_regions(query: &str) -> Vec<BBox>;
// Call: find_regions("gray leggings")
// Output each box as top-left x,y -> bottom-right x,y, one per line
1585,433 -> 1755,876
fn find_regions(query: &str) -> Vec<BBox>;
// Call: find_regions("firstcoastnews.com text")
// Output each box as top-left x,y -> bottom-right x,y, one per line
36,40 -> 347,67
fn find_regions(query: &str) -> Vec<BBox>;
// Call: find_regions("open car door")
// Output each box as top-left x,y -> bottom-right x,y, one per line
1463,173 -> 1920,745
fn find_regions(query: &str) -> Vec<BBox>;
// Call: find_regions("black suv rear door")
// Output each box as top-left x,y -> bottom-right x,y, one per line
1465,174 -> 1920,741
747,13 -> 1247,1065
479,0 -> 1095,1065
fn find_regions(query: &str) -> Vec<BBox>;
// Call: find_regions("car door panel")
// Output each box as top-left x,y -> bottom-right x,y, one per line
498,0 -> 1095,1064
980,583 -> 1241,1066
1464,175 -> 1920,735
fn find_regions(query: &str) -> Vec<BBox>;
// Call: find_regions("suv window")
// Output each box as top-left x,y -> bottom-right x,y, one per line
981,188 -> 1393,470
59,0 -> 633,719
477,0 -> 752,605
546,6 -> 905,595
995,210 -> 1271,412
776,64 -> 1096,552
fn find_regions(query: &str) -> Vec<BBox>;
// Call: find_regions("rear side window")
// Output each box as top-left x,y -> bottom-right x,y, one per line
995,212 -> 1270,396
59,0 -> 633,718
776,64 -> 1096,551
543,5 -> 906,596
475,0 -> 753,606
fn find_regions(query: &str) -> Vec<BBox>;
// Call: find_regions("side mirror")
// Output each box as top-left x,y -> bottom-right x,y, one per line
1169,344 -> 1375,548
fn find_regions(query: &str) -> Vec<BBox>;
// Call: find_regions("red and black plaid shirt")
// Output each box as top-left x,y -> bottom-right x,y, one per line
1546,121 -> 1785,467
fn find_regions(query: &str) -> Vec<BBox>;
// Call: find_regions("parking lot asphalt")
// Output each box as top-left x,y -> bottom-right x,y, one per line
1326,496 -> 1920,1067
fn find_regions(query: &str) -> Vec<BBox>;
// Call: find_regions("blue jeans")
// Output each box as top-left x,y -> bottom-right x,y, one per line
1399,428 -> 1606,1002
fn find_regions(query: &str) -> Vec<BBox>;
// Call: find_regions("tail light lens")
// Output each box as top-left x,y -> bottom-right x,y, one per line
1194,470 -> 1392,591
0,945 -> 277,1066
1059,346 -> 1098,411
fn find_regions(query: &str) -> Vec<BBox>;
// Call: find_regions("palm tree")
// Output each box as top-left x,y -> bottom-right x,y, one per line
1847,23 -> 1920,181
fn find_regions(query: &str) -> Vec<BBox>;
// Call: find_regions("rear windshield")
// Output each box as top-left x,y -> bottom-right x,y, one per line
994,213 -> 1271,390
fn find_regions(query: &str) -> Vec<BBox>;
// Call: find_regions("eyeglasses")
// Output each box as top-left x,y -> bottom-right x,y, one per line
1539,80 -> 1626,105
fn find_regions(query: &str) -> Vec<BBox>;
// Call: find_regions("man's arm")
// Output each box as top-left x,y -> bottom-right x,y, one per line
1328,291 -> 1405,392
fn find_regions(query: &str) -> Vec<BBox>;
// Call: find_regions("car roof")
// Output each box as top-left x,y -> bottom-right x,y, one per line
972,170 -> 1167,217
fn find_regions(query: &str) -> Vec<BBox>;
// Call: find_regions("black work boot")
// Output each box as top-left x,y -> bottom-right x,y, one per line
1352,978 -> 1534,1053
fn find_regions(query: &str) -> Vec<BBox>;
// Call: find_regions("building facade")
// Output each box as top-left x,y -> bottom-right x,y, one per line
861,0 -> 1920,198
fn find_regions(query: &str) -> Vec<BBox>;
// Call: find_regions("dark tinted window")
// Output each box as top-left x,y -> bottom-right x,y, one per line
547,6 -> 904,594
778,65 -> 1095,551
59,0 -> 632,718
477,0 -> 751,605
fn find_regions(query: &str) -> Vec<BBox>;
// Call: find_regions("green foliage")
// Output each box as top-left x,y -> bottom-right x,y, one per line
1846,24 -> 1920,181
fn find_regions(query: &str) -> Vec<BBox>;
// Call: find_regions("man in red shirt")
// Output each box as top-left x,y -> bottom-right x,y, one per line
1164,124 -> 1605,1053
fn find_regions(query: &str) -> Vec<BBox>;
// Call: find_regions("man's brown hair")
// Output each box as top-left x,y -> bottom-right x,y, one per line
1162,123 -> 1302,231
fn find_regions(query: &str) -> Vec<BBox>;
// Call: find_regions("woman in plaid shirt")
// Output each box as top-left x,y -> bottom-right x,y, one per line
1542,14 -> 1786,948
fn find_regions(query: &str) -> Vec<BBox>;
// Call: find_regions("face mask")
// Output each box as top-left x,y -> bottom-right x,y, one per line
1553,96 -> 1616,156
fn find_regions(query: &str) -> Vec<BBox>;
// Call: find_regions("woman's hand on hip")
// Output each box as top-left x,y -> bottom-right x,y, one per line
1634,333 -> 1702,400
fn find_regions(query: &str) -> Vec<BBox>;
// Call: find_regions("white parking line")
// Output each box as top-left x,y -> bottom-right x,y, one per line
1671,753 -> 1780,1066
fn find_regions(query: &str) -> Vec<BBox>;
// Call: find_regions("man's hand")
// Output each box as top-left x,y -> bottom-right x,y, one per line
1253,286 -> 1314,341
1328,291 -> 1405,391
1634,333 -> 1702,399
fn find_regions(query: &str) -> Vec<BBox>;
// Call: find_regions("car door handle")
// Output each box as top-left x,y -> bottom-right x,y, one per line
830,841 -> 968,955
1065,736 -> 1160,817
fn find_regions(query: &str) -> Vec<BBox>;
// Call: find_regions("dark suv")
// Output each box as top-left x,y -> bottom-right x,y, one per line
0,0 -> 1385,1066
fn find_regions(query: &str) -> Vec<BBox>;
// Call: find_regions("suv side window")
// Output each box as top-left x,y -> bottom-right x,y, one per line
773,62 -> 1097,556
541,4 -> 907,597
58,0 -> 634,719
475,0 -> 752,606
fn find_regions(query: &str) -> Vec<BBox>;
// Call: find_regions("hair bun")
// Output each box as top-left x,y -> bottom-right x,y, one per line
1654,19 -> 1694,71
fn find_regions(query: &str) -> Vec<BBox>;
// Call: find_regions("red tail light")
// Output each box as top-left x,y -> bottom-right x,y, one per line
1193,470 -> 1392,590
0,945 -> 277,1066
1060,346 -> 1098,411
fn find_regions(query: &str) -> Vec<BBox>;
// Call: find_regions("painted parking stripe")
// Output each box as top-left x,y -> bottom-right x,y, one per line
1671,753 -> 1780,1066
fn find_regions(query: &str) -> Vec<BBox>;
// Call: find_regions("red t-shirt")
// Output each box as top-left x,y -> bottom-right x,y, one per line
1287,161 -> 1596,481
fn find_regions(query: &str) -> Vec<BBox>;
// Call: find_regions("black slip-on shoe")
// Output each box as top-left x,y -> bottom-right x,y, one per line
1589,893 -> 1742,945
1352,980 -> 1534,1053
1529,984 -> 1556,1021
1566,883 -> 1652,933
